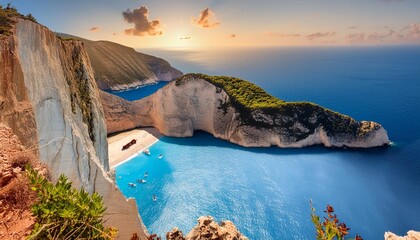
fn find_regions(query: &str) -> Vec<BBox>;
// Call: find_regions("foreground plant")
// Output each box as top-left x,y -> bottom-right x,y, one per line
26,166 -> 117,239
310,201 -> 363,240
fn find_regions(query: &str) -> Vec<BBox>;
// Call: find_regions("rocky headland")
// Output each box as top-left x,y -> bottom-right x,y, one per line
101,73 -> 390,148
57,33 -> 183,91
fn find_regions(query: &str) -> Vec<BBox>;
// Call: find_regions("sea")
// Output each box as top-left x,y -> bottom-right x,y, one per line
114,46 -> 420,239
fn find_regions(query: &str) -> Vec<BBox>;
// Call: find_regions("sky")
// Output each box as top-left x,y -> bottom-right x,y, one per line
2,0 -> 420,49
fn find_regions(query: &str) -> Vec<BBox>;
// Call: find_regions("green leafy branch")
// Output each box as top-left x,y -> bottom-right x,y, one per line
26,165 -> 117,239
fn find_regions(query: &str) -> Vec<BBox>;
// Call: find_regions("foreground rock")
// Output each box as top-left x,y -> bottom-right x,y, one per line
0,124 -> 42,239
166,216 -> 248,240
102,74 -> 390,148
1,18 -> 146,239
385,231 -> 420,240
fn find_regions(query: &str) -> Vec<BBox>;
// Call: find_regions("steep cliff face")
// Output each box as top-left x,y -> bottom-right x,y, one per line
0,19 -> 146,239
57,34 -> 183,91
124,75 -> 389,148
0,34 -> 38,149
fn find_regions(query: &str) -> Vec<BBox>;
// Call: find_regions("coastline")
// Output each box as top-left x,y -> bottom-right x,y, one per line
108,127 -> 163,169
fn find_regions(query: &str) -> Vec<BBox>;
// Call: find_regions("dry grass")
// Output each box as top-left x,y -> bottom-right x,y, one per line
0,152 -> 40,211
10,152 -> 36,169
0,151 -> 48,239
0,174 -> 35,210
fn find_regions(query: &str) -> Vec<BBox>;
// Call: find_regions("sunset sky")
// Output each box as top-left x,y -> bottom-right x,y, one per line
2,0 -> 420,49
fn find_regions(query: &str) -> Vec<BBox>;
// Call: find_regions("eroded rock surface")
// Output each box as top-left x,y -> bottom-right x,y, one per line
166,216 -> 248,240
385,231 -> 420,240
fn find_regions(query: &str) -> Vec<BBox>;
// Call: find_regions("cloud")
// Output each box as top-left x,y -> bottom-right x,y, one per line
306,31 -> 336,40
122,6 -> 163,36
268,32 -> 301,37
366,29 -> 395,42
345,33 -> 365,43
179,36 -> 191,40
89,27 -> 100,32
347,26 -> 358,30
193,8 -> 220,28
229,34 -> 236,38
398,23 -> 420,41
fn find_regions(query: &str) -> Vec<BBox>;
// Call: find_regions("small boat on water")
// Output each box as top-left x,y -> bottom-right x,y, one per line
158,154 -> 163,159
143,148 -> 150,155
128,182 -> 136,187
144,172 -> 148,178
137,179 -> 146,183
152,195 -> 157,202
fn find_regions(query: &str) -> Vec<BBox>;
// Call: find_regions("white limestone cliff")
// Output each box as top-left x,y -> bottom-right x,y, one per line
131,76 -> 390,148
0,19 -> 147,239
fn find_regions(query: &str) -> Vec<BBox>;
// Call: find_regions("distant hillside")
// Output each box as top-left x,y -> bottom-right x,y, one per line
57,33 -> 183,91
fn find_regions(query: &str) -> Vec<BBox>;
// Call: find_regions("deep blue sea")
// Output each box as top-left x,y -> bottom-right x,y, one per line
115,46 -> 420,239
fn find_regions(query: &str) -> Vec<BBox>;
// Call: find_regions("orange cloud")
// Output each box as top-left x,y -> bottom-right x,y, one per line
268,32 -> 301,37
229,34 -> 236,38
345,33 -> 365,43
193,8 -> 220,28
306,31 -> 336,40
180,36 -> 192,40
367,30 -> 395,42
89,26 -> 100,32
398,23 -> 420,41
123,6 -> 163,36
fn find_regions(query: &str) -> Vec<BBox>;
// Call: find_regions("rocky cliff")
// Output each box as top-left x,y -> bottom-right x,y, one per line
105,74 -> 389,148
58,33 -> 183,91
0,18 -> 146,239
166,216 -> 248,240
385,231 -> 420,240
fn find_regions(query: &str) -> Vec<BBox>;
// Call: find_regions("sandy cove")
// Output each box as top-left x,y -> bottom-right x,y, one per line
108,127 -> 163,168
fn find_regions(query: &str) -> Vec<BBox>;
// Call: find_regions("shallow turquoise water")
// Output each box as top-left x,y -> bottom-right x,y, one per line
116,46 -> 420,239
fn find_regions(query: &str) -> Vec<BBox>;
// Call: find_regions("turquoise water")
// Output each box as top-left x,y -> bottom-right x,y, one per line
115,46 -> 420,239
107,82 -> 168,101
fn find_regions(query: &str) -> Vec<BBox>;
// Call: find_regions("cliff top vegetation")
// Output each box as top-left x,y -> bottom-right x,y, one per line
177,73 -> 285,110
0,4 -> 37,37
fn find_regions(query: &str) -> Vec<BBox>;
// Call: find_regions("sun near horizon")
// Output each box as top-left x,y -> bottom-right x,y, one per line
2,0 -> 419,50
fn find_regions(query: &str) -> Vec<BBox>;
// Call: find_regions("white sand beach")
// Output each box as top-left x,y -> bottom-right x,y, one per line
108,127 -> 162,168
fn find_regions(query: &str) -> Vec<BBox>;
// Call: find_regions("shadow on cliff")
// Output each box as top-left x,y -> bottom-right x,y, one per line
158,130 -> 392,157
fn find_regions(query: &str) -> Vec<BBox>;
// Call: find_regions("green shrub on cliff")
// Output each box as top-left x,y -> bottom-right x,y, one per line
177,73 -> 284,110
0,4 -> 37,36
26,166 -> 117,240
